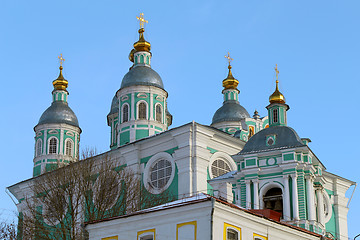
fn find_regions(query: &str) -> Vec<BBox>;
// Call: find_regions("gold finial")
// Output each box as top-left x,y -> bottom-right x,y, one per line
224,52 -> 233,66
136,13 -> 148,29
222,52 -> 238,89
275,64 -> 279,82
53,54 -> 68,91
269,64 -> 286,104
58,53 -> 65,66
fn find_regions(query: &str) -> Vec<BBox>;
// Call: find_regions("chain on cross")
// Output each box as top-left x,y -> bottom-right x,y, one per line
224,52 -> 233,66
58,54 -> 65,66
136,13 -> 148,29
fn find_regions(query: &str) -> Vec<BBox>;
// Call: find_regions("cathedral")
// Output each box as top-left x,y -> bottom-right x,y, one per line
7,14 -> 354,240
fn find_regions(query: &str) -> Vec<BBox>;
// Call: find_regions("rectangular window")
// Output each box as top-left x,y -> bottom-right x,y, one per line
137,229 -> 155,240
273,109 -> 278,123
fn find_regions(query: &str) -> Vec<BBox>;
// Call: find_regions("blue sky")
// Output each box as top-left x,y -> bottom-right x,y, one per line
1,0 -> 359,238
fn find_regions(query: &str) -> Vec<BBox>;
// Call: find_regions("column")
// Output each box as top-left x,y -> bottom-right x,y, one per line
150,93 -> 154,120
316,187 -> 325,226
291,174 -> 300,220
253,180 -> 259,209
283,175 -> 291,221
306,176 -> 316,221
245,180 -> 251,209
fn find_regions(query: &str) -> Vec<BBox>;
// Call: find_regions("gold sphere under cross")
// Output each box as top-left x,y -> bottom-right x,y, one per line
136,13 -> 148,29
58,54 -> 65,66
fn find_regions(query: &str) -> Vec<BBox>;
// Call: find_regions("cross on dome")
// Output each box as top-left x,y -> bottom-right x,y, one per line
136,13 -> 148,29
224,52 -> 233,66
275,64 -> 279,82
58,54 -> 65,66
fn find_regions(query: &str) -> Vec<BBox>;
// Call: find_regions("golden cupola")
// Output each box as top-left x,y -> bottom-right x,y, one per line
269,64 -> 285,104
222,52 -> 239,90
133,13 -> 151,53
222,65 -> 239,90
52,54 -> 68,92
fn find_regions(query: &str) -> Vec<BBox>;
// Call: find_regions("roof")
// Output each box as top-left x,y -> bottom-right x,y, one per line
36,101 -> 80,128
85,193 -> 325,238
120,65 -> 164,89
239,125 -> 305,155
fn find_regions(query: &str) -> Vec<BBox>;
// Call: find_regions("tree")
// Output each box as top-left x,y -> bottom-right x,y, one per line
0,220 -> 17,240
21,153 -> 141,240
19,150 -> 175,240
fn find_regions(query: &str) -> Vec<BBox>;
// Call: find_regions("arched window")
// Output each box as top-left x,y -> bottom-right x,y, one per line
135,55 -> 138,64
155,104 -> 162,123
211,159 -> 231,178
146,56 -> 149,65
114,123 -> 119,144
36,139 -> 42,157
249,126 -> 254,138
140,55 -> 144,63
122,104 -> 129,123
65,140 -> 73,156
49,138 -> 57,154
138,102 -> 147,120
273,109 -> 278,123
263,187 -> 283,217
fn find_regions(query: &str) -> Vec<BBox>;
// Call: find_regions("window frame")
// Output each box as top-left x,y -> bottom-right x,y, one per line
223,222 -> 241,240
36,139 -> 43,157
143,152 -> 175,194
48,137 -> 58,154
208,152 -> 237,179
137,228 -> 155,240
65,138 -> 74,157
273,108 -> 278,123
155,103 -> 163,123
137,101 -> 148,120
121,103 -> 130,123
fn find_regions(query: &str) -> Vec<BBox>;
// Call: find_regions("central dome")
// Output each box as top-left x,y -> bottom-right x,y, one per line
121,66 -> 164,90
212,101 -> 250,125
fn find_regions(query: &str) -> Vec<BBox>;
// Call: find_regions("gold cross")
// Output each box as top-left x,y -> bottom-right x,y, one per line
275,64 -> 279,81
136,13 -> 148,29
224,52 -> 233,66
58,54 -> 65,66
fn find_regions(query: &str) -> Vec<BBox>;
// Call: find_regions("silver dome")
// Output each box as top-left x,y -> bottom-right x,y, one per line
37,101 -> 79,128
121,66 -> 164,89
108,95 -> 119,116
212,101 -> 250,125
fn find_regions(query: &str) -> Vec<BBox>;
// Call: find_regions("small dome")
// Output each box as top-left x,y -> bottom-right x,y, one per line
108,95 -> 119,116
121,66 -> 164,90
269,80 -> 286,104
37,101 -> 79,128
239,126 -> 304,155
212,101 -> 250,125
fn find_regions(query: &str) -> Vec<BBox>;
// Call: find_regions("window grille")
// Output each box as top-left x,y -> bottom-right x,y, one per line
138,102 -> 147,119
49,138 -> 57,154
211,159 -> 231,178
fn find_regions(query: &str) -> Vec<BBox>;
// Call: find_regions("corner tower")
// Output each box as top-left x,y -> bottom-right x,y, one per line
33,55 -> 81,177
108,13 -> 172,148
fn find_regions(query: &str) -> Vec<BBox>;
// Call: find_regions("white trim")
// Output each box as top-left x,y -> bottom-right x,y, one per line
64,138 -> 74,157
48,136 -> 58,154
143,152 -> 175,195
36,138 -> 43,157
259,181 -> 284,210
208,152 -> 237,179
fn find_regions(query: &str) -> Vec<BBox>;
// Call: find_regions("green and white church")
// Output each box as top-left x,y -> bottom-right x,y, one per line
8,15 -> 354,240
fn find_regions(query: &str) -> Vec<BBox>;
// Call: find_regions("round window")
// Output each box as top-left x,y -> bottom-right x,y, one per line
211,159 -> 231,178
150,159 -> 172,189
144,152 -> 175,194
